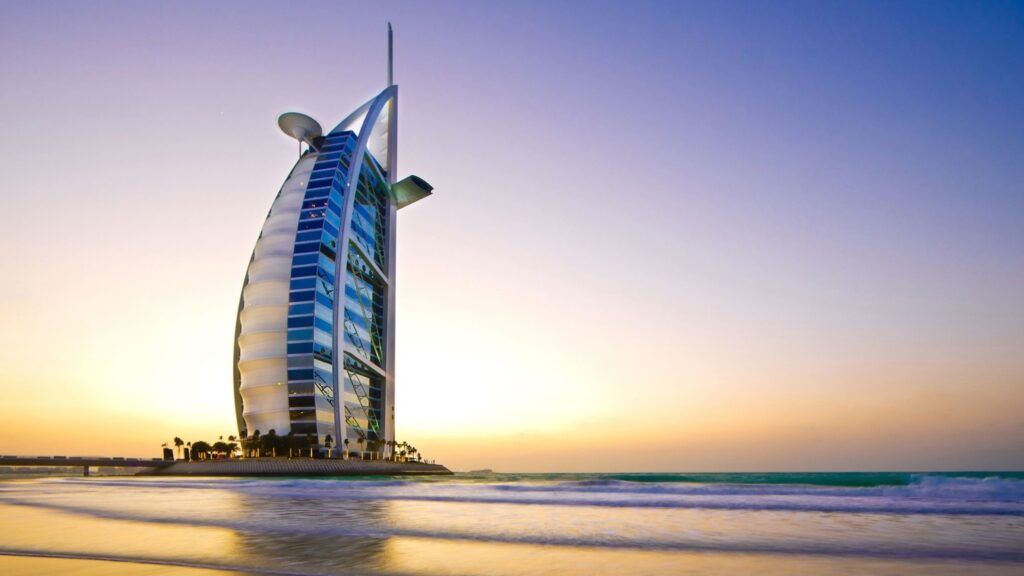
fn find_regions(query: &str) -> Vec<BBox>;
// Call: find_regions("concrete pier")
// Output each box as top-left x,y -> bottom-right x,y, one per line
0,455 -> 172,470
141,458 -> 452,477
1,455 -> 450,477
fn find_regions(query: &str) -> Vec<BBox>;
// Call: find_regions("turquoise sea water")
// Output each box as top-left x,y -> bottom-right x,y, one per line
459,470 -> 1024,487
1,471 -> 1023,575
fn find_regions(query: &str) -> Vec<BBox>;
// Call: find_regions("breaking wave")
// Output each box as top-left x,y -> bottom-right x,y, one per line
8,472 -> 1019,516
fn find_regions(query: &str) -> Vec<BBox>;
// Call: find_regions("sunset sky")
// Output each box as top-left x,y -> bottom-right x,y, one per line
0,1 -> 1022,471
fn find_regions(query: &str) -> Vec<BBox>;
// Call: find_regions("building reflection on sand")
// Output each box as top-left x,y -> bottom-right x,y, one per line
229,495 -> 393,574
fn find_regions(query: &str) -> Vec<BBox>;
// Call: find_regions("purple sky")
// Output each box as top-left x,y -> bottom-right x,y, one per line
0,1 -> 1022,470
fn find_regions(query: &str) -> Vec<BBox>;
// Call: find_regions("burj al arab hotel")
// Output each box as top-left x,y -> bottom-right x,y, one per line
232,25 -> 432,456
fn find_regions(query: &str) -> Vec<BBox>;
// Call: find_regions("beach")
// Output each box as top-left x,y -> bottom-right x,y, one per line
0,555 -> 241,576
1,472 -> 1022,575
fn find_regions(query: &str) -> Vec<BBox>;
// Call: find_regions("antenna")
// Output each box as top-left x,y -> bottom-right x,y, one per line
387,22 -> 394,87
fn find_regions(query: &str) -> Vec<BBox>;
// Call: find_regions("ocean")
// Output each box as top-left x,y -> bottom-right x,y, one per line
1,471 -> 1022,575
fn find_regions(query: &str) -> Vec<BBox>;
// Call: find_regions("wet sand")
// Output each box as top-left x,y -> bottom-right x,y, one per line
0,554 -> 246,575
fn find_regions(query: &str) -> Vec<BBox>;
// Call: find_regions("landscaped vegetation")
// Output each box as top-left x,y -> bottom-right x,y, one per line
164,432 -> 424,462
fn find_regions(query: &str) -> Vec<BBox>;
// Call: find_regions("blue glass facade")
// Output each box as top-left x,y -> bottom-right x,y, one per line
285,131 -> 357,439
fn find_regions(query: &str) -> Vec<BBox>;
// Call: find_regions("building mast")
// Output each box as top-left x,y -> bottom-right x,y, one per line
383,21 -> 399,457
387,22 -> 394,87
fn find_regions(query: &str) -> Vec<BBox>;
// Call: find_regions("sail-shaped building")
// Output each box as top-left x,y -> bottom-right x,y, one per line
232,26 -> 432,456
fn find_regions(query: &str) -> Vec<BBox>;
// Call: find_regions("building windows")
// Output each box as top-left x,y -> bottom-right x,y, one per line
287,316 -> 314,329
342,353 -> 383,441
296,230 -> 321,243
289,395 -> 315,408
288,368 -> 314,381
342,249 -> 386,368
290,290 -> 315,303
288,342 -> 312,355
293,253 -> 318,266
290,422 -> 317,435
350,155 -> 390,271
290,277 -> 316,291
274,130 -> 362,444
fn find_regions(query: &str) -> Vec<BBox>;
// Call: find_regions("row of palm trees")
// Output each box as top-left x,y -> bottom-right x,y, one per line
165,433 -> 424,462
164,436 -> 240,461
241,430 -> 320,458
337,437 -> 421,462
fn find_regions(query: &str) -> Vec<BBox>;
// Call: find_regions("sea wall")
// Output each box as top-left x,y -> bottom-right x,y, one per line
142,458 -> 452,477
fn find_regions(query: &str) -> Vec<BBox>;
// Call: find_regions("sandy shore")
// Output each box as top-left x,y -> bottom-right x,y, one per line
0,554 -> 248,575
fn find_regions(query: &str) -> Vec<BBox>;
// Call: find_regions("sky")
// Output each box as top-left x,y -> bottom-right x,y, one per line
0,0 -> 1022,472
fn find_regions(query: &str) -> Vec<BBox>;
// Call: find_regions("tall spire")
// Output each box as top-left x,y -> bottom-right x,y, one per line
387,22 -> 394,87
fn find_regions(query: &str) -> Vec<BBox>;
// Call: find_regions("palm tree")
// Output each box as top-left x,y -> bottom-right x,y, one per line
305,432 -> 314,458
191,441 -> 212,461
343,438 -> 350,460
225,442 -> 238,458
264,429 -> 278,457
251,430 -> 261,458
173,437 -> 184,459
356,435 -> 365,460
324,434 -> 334,458
212,441 -> 229,458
